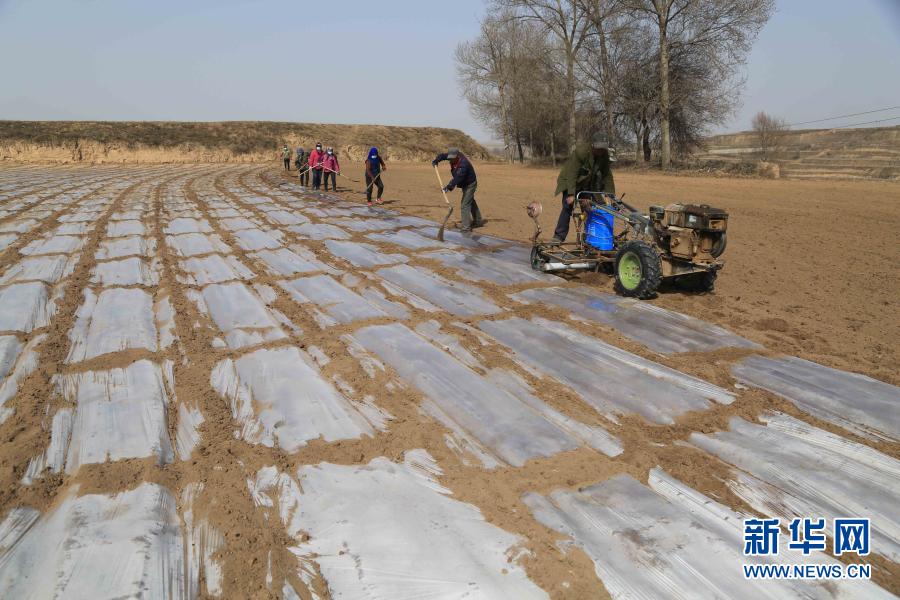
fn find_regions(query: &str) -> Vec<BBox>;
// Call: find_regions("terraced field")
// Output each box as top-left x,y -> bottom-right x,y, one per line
0,164 -> 897,598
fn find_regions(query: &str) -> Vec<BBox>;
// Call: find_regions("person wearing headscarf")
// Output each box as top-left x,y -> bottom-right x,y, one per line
364,147 -> 386,206
322,147 -> 340,191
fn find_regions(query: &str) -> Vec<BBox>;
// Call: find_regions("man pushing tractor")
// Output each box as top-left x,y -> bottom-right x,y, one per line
529,132 -> 729,299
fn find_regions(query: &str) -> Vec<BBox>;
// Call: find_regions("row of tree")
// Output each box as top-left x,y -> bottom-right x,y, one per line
456,0 -> 775,168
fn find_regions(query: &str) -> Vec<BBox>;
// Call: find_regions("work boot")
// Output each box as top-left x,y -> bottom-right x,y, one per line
549,236 -> 563,245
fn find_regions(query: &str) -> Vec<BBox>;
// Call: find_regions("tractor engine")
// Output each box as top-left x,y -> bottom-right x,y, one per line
649,203 -> 728,264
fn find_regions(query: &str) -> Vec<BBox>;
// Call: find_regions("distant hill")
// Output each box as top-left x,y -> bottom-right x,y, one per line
697,125 -> 900,180
0,121 -> 490,164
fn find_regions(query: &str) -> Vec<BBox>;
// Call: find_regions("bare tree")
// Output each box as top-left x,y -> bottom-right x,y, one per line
752,111 -> 788,160
457,14 -> 565,163
577,0 -> 629,144
624,0 -> 775,168
456,14 -> 516,161
495,0 -> 593,150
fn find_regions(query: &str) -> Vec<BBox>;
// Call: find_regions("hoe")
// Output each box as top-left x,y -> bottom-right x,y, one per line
527,192 -> 728,298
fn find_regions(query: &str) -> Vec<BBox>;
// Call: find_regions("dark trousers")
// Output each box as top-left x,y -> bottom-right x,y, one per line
299,168 -> 309,186
283,158 -> 290,170
323,171 -> 336,190
460,182 -> 482,231
366,173 -> 384,201
554,194 -> 574,241
312,168 -> 322,190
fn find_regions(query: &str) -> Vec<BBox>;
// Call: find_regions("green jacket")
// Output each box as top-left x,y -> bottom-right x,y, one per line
555,143 -> 615,197
282,148 -> 291,159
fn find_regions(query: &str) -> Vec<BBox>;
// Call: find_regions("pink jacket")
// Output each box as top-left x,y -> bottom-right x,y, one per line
309,149 -> 325,170
322,154 -> 340,173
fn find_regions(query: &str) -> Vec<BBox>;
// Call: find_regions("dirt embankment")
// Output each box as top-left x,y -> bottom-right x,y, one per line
0,121 -> 489,165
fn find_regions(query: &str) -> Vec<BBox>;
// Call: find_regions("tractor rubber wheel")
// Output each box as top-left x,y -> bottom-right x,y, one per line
679,270 -> 717,293
710,232 -> 727,258
530,246 -> 546,272
614,240 -> 662,299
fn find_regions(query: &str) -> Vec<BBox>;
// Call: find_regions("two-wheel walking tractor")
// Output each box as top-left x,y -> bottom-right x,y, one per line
527,192 -> 728,298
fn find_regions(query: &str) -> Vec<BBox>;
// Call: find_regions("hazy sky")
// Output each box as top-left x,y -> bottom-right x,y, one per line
1,0 -> 898,142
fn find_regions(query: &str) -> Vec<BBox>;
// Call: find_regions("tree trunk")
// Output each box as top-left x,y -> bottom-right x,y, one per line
656,2 -> 671,168
498,82 -> 513,164
550,130 -> 557,167
566,48 -> 577,150
634,125 -> 641,162
515,130 -> 525,163
529,129 -> 534,162
642,119 -> 652,162
597,15 -> 616,144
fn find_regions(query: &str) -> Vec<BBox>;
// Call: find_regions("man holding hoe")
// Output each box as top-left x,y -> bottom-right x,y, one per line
432,147 -> 485,233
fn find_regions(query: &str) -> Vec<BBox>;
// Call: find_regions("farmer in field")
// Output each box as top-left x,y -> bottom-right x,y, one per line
432,147 -> 484,232
297,148 -> 310,187
322,147 -> 340,191
282,145 -> 291,171
294,147 -> 304,170
309,143 -> 325,190
551,133 -> 616,243
365,147 -> 386,206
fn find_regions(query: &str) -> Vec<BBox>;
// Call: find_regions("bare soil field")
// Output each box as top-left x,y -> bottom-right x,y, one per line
0,162 -> 897,599
279,161 -> 900,385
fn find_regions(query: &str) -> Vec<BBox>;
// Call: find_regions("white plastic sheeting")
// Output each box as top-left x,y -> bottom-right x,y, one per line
96,235 -> 157,260
107,219 -> 147,238
280,275 -> 396,326
67,288 -> 158,362
20,235 -> 85,256
288,222 -> 350,240
479,317 -> 734,424
324,240 -> 408,268
53,360 -> 175,473
232,228 -> 283,251
250,246 -> 334,276
179,254 -> 254,286
91,257 -> 159,287
354,323 -> 621,466
218,217 -> 260,232
189,282 -> 286,348
0,334 -> 45,423
0,233 -> 16,252
164,217 -> 213,235
376,264 -> 502,316
264,209 -> 308,226
250,451 -> 548,599
512,286 -> 760,354
365,228 -> 444,250
0,336 -> 22,382
0,282 -> 57,333
166,233 -> 231,257
0,255 -> 77,285
211,346 -> 382,453
0,483 -> 187,599
732,355 -> 900,442
525,468 -> 893,600
422,248 -> 555,285
691,412 -> 900,562
182,483 -> 225,597
417,227 -> 508,248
